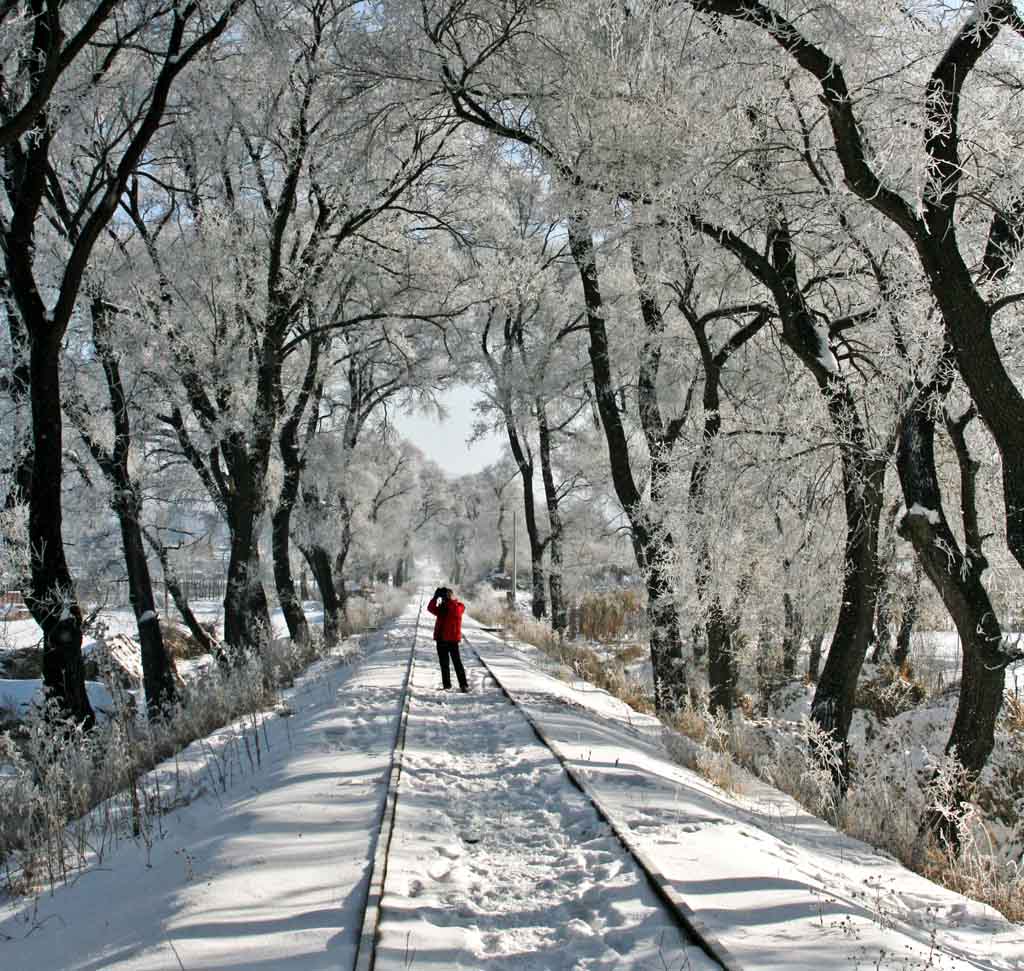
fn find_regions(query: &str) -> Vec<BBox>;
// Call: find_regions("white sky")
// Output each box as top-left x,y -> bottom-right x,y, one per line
392,384 -> 506,477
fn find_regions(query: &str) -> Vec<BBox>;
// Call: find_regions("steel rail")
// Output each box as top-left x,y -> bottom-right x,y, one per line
351,597 -> 422,971
464,630 -> 746,971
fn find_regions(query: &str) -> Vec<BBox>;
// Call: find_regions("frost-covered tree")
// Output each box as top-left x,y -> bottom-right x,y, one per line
113,0 -> 460,657
0,0 -> 241,723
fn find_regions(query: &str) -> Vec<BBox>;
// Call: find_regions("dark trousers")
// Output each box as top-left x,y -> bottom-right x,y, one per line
436,640 -> 468,691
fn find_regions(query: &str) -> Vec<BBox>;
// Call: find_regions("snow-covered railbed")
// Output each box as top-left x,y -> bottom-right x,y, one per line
373,613 -> 718,970
464,619 -> 1024,971
0,614 -> 418,970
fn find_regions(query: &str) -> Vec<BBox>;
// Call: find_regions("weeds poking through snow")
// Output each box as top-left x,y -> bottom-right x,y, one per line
665,700 -> 1024,921
0,613 -> 382,900
468,588 -> 1024,921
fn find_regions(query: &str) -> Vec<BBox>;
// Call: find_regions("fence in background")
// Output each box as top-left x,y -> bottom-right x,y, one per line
0,576 -> 227,611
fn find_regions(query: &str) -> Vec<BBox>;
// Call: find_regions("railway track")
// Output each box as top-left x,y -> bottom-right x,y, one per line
351,597 -> 744,971
465,631 -> 746,971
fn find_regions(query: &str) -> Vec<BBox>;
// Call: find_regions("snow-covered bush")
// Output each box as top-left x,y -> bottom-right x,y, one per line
660,687 -> 1024,920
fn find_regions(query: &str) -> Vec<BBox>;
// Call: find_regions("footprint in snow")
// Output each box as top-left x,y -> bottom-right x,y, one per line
565,918 -> 596,938
428,859 -> 452,881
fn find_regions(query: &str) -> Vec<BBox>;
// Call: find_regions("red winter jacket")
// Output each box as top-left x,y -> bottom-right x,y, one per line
427,595 -> 465,642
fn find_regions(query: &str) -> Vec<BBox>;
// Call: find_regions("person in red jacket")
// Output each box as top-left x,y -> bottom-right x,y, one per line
426,586 -> 468,692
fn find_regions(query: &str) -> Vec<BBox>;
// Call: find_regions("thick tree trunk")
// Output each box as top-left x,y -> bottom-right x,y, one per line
809,454 -> 886,783
272,340 -> 322,646
304,544 -> 341,645
639,531 -> 687,709
568,218 -> 684,710
3,295 -> 32,516
893,564 -> 921,670
504,420 -> 546,620
706,567 -> 754,714
897,391 -> 1014,846
82,297 -> 177,717
689,368 -> 734,708
496,501 -> 509,574
222,499 -> 271,662
335,541 -> 352,625
807,631 -> 825,682
272,501 -> 309,645
706,597 -> 739,714
870,594 -> 895,665
537,403 -> 566,633
26,332 -> 94,727
781,590 -> 803,678
271,431 -> 310,644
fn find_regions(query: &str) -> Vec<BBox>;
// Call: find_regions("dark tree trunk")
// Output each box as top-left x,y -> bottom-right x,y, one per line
26,331 -> 95,727
114,490 -> 178,716
870,595 -> 895,665
807,631 -> 825,683
537,402 -> 567,633
690,383 -> 728,705
272,503 -> 308,645
638,527 -> 687,709
893,564 -> 921,670
271,357 -> 321,648
304,544 -> 341,645
706,567 -> 755,714
870,503 -> 902,665
496,500 -> 509,574
335,504 -> 353,624
809,454 -> 886,783
3,293 -> 32,516
897,388 -> 1014,846
781,590 -> 803,678
706,597 -> 739,714
569,219 -> 685,709
222,493 -> 271,662
504,420 -> 546,620
77,297 -> 177,718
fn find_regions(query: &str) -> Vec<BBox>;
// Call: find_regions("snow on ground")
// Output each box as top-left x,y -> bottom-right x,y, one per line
463,617 -> 1024,971
374,623 -> 716,971
0,599 -> 322,658
1,595 -> 1022,970
0,620 -> 411,970
0,679 -> 115,720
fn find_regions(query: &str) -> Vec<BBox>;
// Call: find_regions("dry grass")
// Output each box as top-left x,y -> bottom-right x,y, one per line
467,595 -> 656,715
1002,692 -> 1024,733
571,590 -> 643,641
855,662 -> 927,721
162,623 -> 215,661
665,703 -> 710,745
923,844 -> 1024,924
